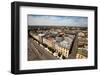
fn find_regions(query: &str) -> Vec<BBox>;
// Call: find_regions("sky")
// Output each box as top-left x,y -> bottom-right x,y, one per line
28,15 -> 88,27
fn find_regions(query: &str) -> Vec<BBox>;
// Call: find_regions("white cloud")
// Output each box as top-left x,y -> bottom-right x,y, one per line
28,15 -> 88,27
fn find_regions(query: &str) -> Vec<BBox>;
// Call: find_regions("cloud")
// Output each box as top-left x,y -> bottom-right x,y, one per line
28,15 -> 88,27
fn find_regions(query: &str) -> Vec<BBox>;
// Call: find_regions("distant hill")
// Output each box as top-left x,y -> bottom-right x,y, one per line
28,25 -> 87,30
